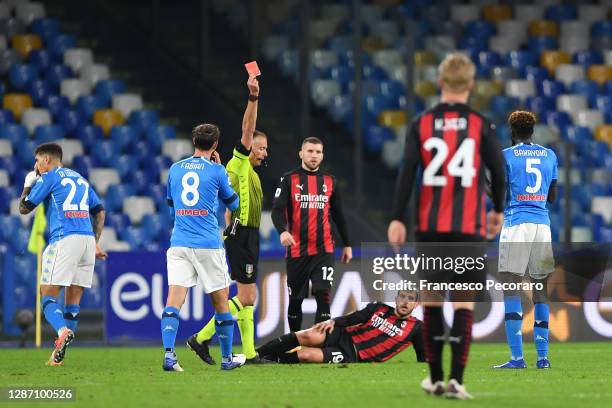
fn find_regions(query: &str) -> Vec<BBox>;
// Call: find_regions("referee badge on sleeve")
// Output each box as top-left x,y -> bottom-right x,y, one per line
245,264 -> 254,278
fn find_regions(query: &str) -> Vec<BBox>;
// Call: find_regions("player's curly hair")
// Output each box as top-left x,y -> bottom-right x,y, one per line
508,110 -> 536,141
192,123 -> 220,150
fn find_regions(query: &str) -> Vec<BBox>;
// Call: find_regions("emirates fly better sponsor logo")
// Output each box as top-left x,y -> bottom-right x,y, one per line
370,312 -> 403,337
294,192 -> 329,209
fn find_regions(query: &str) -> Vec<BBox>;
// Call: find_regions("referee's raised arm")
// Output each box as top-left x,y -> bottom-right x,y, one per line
241,76 -> 260,151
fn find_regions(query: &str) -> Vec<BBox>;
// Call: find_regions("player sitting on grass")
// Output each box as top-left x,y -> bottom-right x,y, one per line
255,290 -> 424,364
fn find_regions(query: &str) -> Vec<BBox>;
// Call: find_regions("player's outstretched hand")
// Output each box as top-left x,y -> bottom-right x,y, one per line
486,210 -> 504,239
280,231 -> 296,247
95,244 -> 108,260
341,247 -> 352,264
387,220 -> 407,246
313,319 -> 335,334
247,76 -> 259,96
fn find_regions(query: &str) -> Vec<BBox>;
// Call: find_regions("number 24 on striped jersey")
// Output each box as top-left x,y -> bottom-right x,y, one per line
422,138 -> 476,188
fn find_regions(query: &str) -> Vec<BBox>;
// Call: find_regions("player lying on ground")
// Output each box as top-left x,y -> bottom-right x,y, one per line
494,111 -> 557,370
19,142 -> 107,366
255,290 -> 424,364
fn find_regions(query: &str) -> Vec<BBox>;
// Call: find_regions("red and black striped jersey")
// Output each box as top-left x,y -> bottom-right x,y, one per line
271,167 -> 350,258
334,303 -> 424,363
391,102 -> 506,238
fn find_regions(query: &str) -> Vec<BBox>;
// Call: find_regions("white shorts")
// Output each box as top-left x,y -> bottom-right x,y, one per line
41,235 -> 96,288
498,223 -> 555,279
166,247 -> 231,293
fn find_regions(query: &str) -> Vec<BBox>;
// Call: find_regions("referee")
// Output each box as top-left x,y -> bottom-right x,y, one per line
188,75 -> 268,364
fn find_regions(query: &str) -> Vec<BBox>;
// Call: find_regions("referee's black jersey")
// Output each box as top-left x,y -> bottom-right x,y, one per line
391,102 -> 506,238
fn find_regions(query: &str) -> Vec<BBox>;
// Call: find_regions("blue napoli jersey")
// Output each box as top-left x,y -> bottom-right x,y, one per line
25,167 -> 103,243
167,156 -> 239,249
503,143 -> 558,227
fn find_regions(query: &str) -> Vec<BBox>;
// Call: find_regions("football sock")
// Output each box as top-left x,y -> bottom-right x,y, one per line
214,312 -> 234,361
449,308 -> 473,385
237,306 -> 256,359
534,303 -> 549,360
278,351 -> 300,364
41,296 -> 66,335
504,296 -> 524,360
195,296 -> 242,343
314,290 -> 331,324
63,304 -> 80,333
423,306 -> 445,383
161,306 -> 180,352
256,332 -> 299,358
287,298 -> 304,332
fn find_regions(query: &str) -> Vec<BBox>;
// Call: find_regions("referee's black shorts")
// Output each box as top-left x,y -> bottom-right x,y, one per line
225,226 -> 260,284
415,232 -> 487,286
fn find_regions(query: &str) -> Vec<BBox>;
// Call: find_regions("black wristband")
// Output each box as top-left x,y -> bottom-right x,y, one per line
248,94 -> 259,102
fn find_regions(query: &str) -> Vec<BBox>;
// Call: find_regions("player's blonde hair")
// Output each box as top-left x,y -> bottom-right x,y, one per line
438,53 -> 476,93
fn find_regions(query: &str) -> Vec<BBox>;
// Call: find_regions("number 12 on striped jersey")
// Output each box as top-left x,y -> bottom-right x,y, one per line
422,138 -> 476,188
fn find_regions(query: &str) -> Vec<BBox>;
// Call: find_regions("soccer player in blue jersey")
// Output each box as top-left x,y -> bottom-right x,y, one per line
494,111 -> 557,370
19,142 -> 107,366
162,123 -> 244,371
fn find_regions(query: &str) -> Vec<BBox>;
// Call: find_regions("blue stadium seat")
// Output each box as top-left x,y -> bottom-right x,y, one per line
576,140 -> 609,167
48,34 -> 76,60
15,139 -> 36,167
504,50 -> 537,72
125,170 -> 150,194
94,79 -> 126,104
328,66 -> 353,86
129,140 -> 151,164
572,51 -> 603,68
31,18 -> 61,42
105,212 -> 130,231
11,228 -> 30,253
28,49 -> 53,71
157,226 -> 172,248
0,186 -> 19,213
129,109 -> 160,132
72,155 -> 95,178
345,109 -> 375,132
570,80 -> 599,103
490,96 -> 520,114
119,226 -> 147,249
76,95 -> 106,120
602,81 -> 612,95
27,79 -> 52,105
530,79 -> 566,100
605,111 -> 612,126
591,21 -> 612,38
593,95 -> 612,115
362,64 -> 388,81
327,36 -> 353,53
110,154 -> 138,179
525,96 -> 555,116
561,125 -> 592,144
364,125 -> 394,154
0,109 -> 15,125
9,63 -> 39,90
465,21 -> 496,39
80,286 -> 103,308
110,125 -> 139,152
91,141 -> 119,167
337,50 -> 372,68
44,64 -> 74,89
544,111 -> 572,128
528,36 -> 557,56
0,124 -> 27,146
41,94 -> 70,119
0,215 -> 21,242
14,255 -> 36,287
144,184 -> 167,209
545,4 -> 576,22
474,51 -> 502,73
145,125 -> 176,153
379,80 -> 404,101
338,20 -> 370,36
522,66 -> 550,84
571,185 -> 592,213
75,125 -> 103,153
35,124 -> 64,143
105,184 -> 136,213
14,285 -> 35,309
458,36 -> 489,54
364,95 -> 396,114
141,214 -> 163,240
328,95 -> 352,122
144,155 -> 172,182
596,226 -> 612,243
58,109 -> 85,136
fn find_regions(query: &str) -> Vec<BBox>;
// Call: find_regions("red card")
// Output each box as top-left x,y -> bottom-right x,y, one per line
244,61 -> 261,77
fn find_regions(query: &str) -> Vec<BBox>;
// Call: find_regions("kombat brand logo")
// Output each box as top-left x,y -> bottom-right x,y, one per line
64,211 -> 89,218
176,209 -> 209,216
371,312 -> 403,337
517,194 -> 546,201
246,264 -> 254,278
294,193 -> 329,209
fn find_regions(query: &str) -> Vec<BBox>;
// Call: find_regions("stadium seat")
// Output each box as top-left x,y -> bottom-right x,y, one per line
559,36 -> 589,56
592,20 -> 612,38
27,79 -> 52,105
0,17 -> 25,38
31,17 -> 60,41
605,50 -> 612,66
0,215 -> 20,242
574,110 -> 604,131
2,93 -> 32,120
515,5 -> 544,23
72,154 -> 95,178
145,125 -> 176,153
450,4 -> 479,24
544,111 -> 572,129
91,140 -> 119,166
594,125 -> 612,148
528,20 -> 558,38
144,184 -> 167,210
122,196 -> 156,225
89,168 -> 120,196
311,79 -> 341,108
570,80 -> 599,103
0,109 -> 14,125
11,34 -> 42,58
60,79 -> 91,104
538,79 -> 565,99
578,5 -> 606,23
571,51 -> 604,70
41,94 -> 70,119
16,2 -> 45,25
21,108 -> 51,135
414,81 -> 437,98
75,125 -> 103,153
63,48 -> 93,74
262,35 -> 290,62
371,21 -> 400,46
540,51 -> 570,75
505,80 -> 535,99
556,94 -> 587,116
76,95 -> 106,120
327,95 -> 351,122
0,123 -> 27,146
9,63 -> 39,91
58,109 -> 85,136
378,110 -> 406,128
592,196 -> 612,224
146,156 -> 172,184
129,109 -> 160,132
0,139 -> 13,158
554,64 -> 585,87
560,21 -> 589,39
125,170 -> 151,194
522,66 -> 549,84
34,124 -> 63,143
118,226 -> 147,249
162,139 -> 193,162
95,79 -> 126,104
28,48 -> 52,71
93,109 -> 124,135
483,4 -> 512,23
110,125 -> 139,152
56,139 -> 83,166
45,64 -> 74,89
533,125 -> 560,145
110,154 -> 139,178
112,94 -> 143,119
562,125 -> 592,144
80,63 -> 110,88
587,65 -> 612,85
592,95 -> 612,115
48,33 -> 76,60
105,213 -> 130,231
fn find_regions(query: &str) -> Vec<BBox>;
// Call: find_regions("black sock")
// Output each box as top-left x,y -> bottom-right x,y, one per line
314,290 -> 331,324
256,332 -> 299,358
423,306 -> 445,383
449,308 -> 473,384
278,351 -> 300,364
287,298 -> 303,332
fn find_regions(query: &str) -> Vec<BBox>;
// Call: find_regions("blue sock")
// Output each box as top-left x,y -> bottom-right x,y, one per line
504,296 -> 523,360
64,304 -> 80,333
534,303 -> 549,360
161,306 -> 180,353
41,296 -> 66,335
214,312 -> 234,362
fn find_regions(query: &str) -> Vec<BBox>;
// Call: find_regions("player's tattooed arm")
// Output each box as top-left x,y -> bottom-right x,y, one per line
92,209 -> 106,243
18,187 -> 34,214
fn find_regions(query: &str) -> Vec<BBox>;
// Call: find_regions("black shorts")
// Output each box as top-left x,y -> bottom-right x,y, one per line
322,327 -> 358,364
286,253 -> 334,299
225,226 -> 260,284
415,232 -> 487,286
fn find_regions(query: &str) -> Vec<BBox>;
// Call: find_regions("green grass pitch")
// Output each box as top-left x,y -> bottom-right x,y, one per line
1,342 -> 610,407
